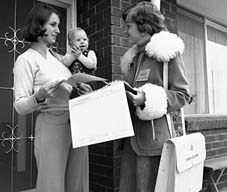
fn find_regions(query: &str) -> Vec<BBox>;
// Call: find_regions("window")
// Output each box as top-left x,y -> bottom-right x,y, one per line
206,23 -> 227,114
177,8 -> 227,115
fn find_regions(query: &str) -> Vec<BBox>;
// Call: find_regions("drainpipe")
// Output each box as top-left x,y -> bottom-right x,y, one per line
151,0 -> 161,11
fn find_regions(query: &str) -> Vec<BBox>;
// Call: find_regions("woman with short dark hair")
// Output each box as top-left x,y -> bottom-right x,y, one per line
13,4 -> 90,192
22,4 -> 60,42
119,2 -> 191,192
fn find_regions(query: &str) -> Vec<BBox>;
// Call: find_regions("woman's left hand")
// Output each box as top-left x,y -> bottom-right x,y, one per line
77,83 -> 93,95
126,88 -> 145,106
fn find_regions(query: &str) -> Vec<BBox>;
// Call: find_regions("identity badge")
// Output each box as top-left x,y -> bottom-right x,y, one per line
136,69 -> 150,81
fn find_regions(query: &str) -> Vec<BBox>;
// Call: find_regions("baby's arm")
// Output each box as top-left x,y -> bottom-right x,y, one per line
62,53 -> 77,67
77,50 -> 97,70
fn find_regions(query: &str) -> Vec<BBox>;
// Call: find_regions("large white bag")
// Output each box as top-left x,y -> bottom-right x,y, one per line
69,81 -> 134,148
155,61 -> 206,192
155,132 -> 206,192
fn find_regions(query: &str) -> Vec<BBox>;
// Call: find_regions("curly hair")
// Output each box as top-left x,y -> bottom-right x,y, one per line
22,4 -> 60,42
122,1 -> 167,35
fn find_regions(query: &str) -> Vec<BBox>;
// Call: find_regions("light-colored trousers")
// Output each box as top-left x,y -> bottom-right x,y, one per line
119,139 -> 160,192
34,112 -> 89,192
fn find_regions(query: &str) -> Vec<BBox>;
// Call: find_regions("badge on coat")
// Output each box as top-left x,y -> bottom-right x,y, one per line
136,69 -> 150,81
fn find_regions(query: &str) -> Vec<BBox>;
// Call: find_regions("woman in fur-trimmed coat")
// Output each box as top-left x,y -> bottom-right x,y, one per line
119,2 -> 191,192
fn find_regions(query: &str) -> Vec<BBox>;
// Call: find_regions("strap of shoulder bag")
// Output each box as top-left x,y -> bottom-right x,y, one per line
163,61 -> 186,137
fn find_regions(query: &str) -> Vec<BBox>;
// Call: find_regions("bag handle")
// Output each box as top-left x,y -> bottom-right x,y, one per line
163,61 -> 186,137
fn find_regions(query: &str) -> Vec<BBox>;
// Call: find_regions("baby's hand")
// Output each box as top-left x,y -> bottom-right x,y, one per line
71,45 -> 82,58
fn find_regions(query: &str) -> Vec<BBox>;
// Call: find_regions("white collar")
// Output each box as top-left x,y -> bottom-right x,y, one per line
120,31 -> 184,74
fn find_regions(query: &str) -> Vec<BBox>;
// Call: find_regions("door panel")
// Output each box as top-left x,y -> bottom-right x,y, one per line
0,0 -> 68,191
0,0 -> 34,191
16,0 -> 34,60
0,0 -> 15,88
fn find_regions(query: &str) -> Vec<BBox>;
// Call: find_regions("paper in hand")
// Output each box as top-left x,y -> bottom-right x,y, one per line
46,79 -> 65,90
64,73 -> 107,87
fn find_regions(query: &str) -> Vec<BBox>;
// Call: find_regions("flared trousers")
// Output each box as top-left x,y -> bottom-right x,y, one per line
34,112 -> 89,192
119,139 -> 160,192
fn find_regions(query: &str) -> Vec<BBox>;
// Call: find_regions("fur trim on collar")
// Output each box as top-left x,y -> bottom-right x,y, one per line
120,31 -> 184,74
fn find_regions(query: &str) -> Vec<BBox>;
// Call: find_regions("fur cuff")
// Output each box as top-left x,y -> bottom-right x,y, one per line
136,83 -> 167,120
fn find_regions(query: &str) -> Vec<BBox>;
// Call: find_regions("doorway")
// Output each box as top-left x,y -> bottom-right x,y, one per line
0,0 -> 73,191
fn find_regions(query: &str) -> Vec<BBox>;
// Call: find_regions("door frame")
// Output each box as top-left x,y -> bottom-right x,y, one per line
37,0 -> 77,51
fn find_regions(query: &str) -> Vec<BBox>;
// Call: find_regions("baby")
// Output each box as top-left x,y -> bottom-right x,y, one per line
62,27 -> 97,75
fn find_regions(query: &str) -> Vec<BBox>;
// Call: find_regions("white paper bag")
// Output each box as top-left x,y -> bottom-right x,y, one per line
155,132 -> 206,192
69,82 -> 134,148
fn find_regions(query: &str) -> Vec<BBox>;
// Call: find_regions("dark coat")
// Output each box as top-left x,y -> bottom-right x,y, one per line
121,31 -> 190,156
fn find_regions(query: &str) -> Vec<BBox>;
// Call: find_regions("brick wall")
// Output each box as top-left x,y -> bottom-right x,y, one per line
77,1 -> 227,191
76,1 -> 115,190
76,0 -> 111,80
161,0 -> 177,33
77,0 -> 177,191
186,115 -> 227,191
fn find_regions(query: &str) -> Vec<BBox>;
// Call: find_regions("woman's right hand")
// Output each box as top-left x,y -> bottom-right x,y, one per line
35,79 -> 63,103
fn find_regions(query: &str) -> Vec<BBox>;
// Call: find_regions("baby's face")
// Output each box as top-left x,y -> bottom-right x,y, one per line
70,30 -> 89,52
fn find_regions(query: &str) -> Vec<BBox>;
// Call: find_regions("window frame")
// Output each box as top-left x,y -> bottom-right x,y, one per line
177,7 -> 227,115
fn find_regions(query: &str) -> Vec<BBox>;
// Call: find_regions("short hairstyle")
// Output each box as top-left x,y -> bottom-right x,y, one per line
22,4 -> 60,42
67,27 -> 88,46
122,1 -> 167,35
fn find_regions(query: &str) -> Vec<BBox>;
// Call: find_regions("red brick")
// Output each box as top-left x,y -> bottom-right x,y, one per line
111,25 -> 125,36
112,45 -> 124,55
164,9 -> 176,20
111,7 -> 122,17
161,1 -> 170,11
97,36 -> 111,49
162,0 -> 176,4
90,0 -> 105,7
111,0 -> 120,8
104,46 -> 111,57
104,27 -> 111,36
104,7 -> 112,18
112,74 -> 123,80
82,7 -> 95,20
112,64 -> 121,73
112,55 -> 121,64
90,30 -> 104,42
121,1 -> 132,11
96,1 -> 107,13
121,37 -> 130,47
111,16 -> 121,26
99,57 -> 112,67
90,12 -> 104,25
111,36 -> 121,45
96,48 -> 104,58
79,19 -> 89,29
86,25 -> 96,36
